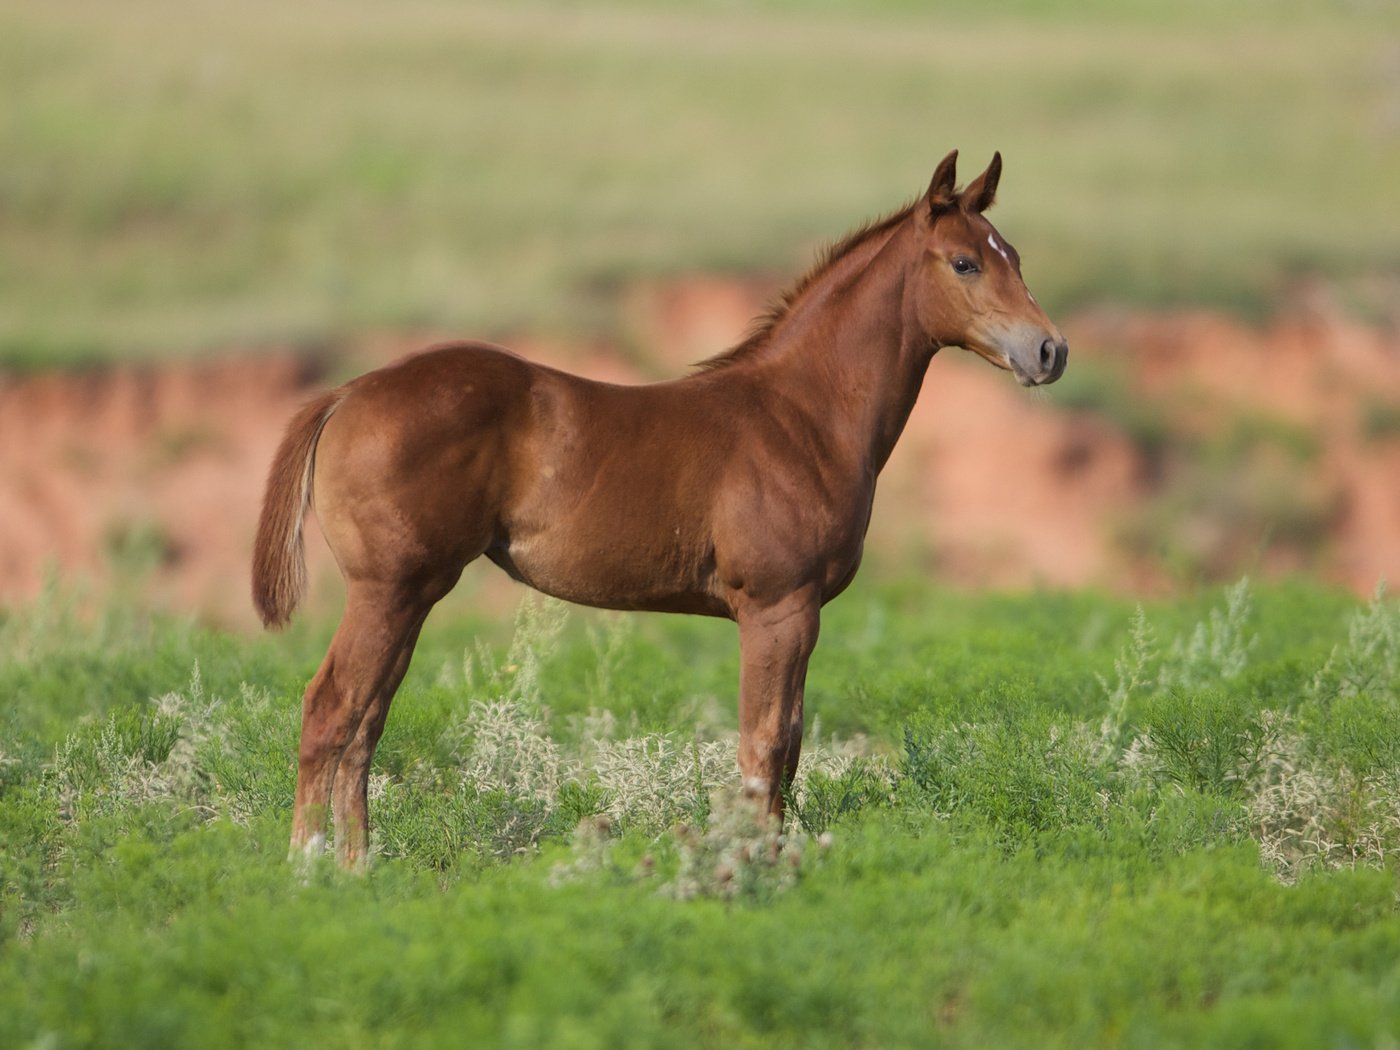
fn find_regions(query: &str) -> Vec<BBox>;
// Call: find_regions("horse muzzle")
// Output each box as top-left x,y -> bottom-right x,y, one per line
1008,336 -> 1068,387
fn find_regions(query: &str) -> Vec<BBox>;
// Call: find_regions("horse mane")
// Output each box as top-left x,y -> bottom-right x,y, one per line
693,200 -> 917,373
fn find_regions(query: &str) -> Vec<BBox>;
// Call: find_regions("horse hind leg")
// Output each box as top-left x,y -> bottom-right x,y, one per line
330,614 -> 427,870
289,582 -> 431,864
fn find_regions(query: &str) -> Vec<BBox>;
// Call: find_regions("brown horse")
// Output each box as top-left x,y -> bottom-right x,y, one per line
253,150 -> 1067,868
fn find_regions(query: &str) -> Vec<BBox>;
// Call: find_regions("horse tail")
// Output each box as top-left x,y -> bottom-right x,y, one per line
252,389 -> 343,629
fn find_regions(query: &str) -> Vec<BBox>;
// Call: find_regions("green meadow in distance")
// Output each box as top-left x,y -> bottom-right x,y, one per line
1,0 -> 1397,366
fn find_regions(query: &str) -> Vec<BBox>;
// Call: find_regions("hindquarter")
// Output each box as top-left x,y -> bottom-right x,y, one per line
311,344 -> 535,586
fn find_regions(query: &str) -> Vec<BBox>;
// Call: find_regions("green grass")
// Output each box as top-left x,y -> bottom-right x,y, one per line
2,577 -> 1398,1046
2,0 -> 1398,365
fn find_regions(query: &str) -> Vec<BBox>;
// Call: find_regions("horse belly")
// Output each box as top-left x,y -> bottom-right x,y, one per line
488,516 -> 726,617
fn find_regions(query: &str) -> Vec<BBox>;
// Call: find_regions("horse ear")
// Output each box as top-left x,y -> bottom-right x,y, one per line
925,150 -> 959,217
960,151 -> 1001,214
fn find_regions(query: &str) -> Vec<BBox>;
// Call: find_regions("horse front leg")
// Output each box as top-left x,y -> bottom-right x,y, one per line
735,591 -> 821,821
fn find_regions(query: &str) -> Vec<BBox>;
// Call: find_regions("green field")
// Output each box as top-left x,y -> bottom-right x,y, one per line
5,3 -> 1400,1045
3,0 -> 1399,365
2,578 -> 1397,1047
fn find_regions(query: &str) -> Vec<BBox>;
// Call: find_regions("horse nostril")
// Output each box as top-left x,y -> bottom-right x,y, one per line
1039,339 -> 1056,371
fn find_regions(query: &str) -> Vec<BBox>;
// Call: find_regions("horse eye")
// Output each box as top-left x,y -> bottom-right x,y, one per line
952,257 -> 978,275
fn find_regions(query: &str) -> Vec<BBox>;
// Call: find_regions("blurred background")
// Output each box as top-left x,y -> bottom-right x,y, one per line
2,0 -> 1398,625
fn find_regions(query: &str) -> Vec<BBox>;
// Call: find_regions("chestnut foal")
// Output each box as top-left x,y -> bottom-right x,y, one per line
253,151 -> 1067,868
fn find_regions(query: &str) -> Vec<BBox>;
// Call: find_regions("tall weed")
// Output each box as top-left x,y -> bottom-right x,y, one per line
1157,576 -> 1257,691
1309,582 -> 1398,705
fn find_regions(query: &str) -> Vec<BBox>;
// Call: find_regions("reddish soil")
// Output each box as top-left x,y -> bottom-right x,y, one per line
3,280 -> 1398,627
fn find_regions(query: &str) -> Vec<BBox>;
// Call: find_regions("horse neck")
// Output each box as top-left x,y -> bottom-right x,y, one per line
748,220 -> 930,473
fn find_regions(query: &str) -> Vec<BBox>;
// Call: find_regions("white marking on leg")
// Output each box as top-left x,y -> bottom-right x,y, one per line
289,831 -> 327,880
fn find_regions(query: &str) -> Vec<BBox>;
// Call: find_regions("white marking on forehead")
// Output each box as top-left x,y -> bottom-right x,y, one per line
987,231 -> 1038,306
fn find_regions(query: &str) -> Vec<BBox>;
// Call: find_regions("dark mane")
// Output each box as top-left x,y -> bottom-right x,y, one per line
693,200 -> 917,373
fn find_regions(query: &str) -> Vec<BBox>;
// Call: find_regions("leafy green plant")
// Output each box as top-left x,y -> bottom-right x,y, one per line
786,760 -> 894,836
901,705 -> 1113,843
1141,689 -> 1270,798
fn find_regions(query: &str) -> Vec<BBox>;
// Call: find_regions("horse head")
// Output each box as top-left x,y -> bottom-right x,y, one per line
908,150 -> 1068,387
